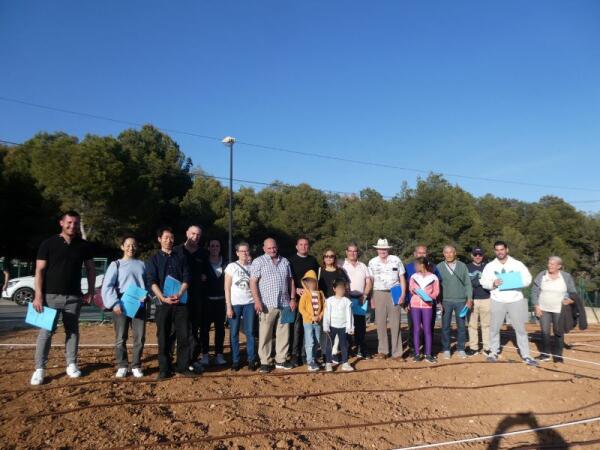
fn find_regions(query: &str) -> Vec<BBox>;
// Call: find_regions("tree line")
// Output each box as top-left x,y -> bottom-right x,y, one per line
2,125 -> 599,290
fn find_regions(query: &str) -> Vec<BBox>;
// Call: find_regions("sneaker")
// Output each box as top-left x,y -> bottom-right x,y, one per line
325,363 -> 333,372
373,353 -> 387,359
524,357 -> 539,367
442,351 -> 451,360
535,354 -> 551,362
307,362 -> 320,372
30,369 -> 45,386
215,354 -> 227,365
341,362 -> 354,371
275,361 -> 293,370
465,349 -> 478,357
231,362 -> 240,372
200,354 -> 210,366
247,360 -> 259,371
190,361 -> 204,373
483,349 -> 491,356
258,364 -> 271,374
331,358 -> 340,366
66,363 -> 82,378
486,353 -> 498,363
115,367 -> 128,378
176,369 -> 201,378
132,368 -> 144,378
355,352 -> 365,360
553,356 -> 564,363
157,371 -> 173,380
425,355 -> 437,364
457,351 -> 467,359
413,354 -> 423,362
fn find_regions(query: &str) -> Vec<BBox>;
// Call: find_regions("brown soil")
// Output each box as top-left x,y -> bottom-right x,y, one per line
1,322 -> 600,449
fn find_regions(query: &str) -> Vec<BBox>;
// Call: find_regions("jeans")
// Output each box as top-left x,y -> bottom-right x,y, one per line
539,310 -> 563,356
441,300 -> 467,352
324,327 -> 348,363
229,303 -> 256,364
113,305 -> 146,368
201,298 -> 226,355
303,323 -> 321,364
34,294 -> 82,369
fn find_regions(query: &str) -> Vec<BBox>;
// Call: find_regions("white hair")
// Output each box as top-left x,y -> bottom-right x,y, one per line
548,256 -> 563,266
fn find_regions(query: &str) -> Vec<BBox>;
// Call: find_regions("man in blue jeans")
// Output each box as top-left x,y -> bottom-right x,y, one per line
436,245 -> 473,359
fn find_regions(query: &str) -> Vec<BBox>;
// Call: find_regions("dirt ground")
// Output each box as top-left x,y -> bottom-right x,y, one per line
1,320 -> 600,449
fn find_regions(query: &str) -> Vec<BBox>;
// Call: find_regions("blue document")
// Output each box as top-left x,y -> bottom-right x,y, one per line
459,305 -> 470,318
163,275 -> 188,304
25,303 -> 57,331
121,285 -> 148,318
498,272 -> 524,291
351,297 -> 368,316
414,288 -> 433,303
280,306 -> 295,324
390,284 -> 403,306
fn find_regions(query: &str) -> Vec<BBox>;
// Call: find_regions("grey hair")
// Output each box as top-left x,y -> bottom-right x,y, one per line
548,255 -> 563,266
442,245 -> 456,252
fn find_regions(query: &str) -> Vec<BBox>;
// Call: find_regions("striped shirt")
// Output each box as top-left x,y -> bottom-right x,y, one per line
250,254 -> 293,310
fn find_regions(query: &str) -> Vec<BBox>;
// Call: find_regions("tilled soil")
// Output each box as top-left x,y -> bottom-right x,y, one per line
1,322 -> 600,449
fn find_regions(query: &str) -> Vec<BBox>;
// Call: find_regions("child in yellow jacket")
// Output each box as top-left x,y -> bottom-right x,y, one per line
298,270 -> 326,372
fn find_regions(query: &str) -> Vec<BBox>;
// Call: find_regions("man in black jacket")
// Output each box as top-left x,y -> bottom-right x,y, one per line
287,236 -> 320,367
467,247 -> 491,356
146,227 -> 199,379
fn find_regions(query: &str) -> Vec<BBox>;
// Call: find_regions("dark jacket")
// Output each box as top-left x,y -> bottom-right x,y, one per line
204,257 -> 227,299
145,249 -> 191,295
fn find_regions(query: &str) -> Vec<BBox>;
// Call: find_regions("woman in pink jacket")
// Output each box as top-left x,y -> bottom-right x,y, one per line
408,257 -> 440,363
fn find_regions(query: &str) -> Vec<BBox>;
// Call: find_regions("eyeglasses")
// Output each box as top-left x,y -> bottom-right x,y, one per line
324,254 -> 336,258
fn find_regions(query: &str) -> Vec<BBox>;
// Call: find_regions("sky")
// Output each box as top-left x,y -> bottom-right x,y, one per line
1,1 -> 599,211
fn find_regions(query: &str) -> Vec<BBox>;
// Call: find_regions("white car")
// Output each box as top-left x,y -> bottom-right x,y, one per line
2,274 -> 104,306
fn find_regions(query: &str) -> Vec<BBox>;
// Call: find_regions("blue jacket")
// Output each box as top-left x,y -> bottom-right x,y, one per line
145,248 -> 190,295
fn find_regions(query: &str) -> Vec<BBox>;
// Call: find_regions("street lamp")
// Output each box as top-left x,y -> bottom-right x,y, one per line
222,136 -> 236,263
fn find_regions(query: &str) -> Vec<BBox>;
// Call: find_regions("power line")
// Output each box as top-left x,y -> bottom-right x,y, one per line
1,94 -> 599,193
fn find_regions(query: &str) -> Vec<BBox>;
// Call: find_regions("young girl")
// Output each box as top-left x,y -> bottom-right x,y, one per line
101,236 -> 148,378
298,270 -> 325,372
408,257 -> 440,363
323,278 -> 354,372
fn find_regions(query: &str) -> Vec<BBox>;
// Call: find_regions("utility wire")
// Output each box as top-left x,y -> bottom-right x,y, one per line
1,95 -> 599,193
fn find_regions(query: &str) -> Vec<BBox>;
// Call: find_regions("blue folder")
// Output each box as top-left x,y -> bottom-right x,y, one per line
498,272 -> 524,291
121,285 -> 148,318
25,303 -> 57,331
351,297 -> 368,316
390,284 -> 403,306
280,306 -> 295,324
163,275 -> 188,304
459,305 -> 470,318
414,288 -> 433,303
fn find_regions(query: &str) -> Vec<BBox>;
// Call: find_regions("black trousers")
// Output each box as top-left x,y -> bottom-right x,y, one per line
187,298 -> 203,361
351,315 -> 367,355
200,299 -> 226,355
289,308 -> 305,362
156,304 -> 190,373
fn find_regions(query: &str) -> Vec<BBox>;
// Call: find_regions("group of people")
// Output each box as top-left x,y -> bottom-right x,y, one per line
29,210 -> 588,385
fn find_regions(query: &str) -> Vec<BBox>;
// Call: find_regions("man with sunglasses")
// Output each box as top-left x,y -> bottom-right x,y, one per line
467,247 -> 491,356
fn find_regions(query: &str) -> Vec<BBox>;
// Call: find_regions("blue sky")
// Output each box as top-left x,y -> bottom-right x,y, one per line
1,1 -> 599,210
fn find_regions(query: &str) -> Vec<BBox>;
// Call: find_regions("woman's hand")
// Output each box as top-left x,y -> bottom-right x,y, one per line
226,305 -> 234,319
562,298 -> 575,305
534,305 -> 543,318
113,305 -> 122,316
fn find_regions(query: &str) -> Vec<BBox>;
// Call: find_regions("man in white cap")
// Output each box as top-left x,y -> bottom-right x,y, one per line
368,238 -> 406,359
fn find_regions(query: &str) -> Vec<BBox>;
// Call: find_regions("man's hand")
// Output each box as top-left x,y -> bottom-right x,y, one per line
296,288 -> 304,297
562,298 -> 575,305
82,293 -> 94,305
254,300 -> 263,314
33,295 -> 44,313
113,305 -> 122,316
289,299 -> 297,311
466,299 -> 474,309
493,278 -> 503,288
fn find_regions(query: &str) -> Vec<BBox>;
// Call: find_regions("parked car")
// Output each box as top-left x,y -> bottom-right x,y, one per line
2,274 -> 104,306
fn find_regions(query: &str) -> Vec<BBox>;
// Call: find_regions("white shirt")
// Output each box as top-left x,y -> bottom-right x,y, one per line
323,296 -> 354,333
368,255 -> 405,291
538,274 -> 567,313
342,259 -> 371,296
225,262 -> 253,305
480,256 -> 532,303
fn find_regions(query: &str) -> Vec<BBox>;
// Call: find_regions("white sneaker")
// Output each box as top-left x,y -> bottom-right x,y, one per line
325,363 -> 333,372
341,362 -> 354,372
132,368 -> 144,378
200,354 -> 210,366
30,369 -> 45,385
115,367 -> 128,378
215,354 -> 227,365
66,363 -> 82,378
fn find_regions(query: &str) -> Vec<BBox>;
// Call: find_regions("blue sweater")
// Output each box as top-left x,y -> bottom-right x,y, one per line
101,259 -> 147,309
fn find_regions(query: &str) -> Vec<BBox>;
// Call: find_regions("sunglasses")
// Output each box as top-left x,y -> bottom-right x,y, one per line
324,254 -> 336,258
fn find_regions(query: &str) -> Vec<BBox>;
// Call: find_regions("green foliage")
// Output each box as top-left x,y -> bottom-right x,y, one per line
3,128 -> 600,292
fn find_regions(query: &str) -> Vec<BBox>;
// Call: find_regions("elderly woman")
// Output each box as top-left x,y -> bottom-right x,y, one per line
531,256 -> 577,363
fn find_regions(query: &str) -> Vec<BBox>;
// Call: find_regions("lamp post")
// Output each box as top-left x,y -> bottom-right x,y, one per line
222,136 -> 236,263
